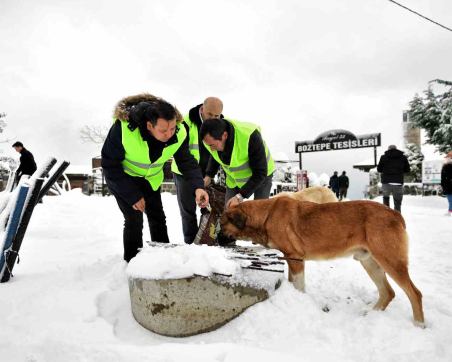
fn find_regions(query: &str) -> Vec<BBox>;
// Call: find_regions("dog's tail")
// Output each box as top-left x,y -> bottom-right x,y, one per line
393,209 -> 406,229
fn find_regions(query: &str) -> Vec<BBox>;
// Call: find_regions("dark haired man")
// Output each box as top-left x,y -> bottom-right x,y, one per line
12,141 -> 37,181
101,94 -> 209,262
200,118 -> 274,209
171,97 -> 223,244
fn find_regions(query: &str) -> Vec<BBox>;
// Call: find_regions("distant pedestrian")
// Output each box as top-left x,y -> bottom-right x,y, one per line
12,141 -> 37,183
377,145 -> 410,213
338,171 -> 349,200
441,151 -> 452,216
329,171 -> 339,197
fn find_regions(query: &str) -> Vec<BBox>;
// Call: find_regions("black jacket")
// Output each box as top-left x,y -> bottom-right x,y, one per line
101,120 -> 204,206
329,175 -> 339,190
441,162 -> 452,194
205,120 -> 270,199
377,149 -> 410,184
338,175 -> 349,188
185,105 -> 215,177
17,148 -> 37,176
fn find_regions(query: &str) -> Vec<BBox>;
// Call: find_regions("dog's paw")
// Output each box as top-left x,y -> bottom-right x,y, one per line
414,320 -> 427,329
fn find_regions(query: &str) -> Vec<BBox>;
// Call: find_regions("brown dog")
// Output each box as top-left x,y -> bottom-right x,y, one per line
221,197 -> 424,325
274,186 -> 338,203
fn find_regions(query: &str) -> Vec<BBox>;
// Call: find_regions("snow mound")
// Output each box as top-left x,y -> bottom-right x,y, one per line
126,243 -> 284,293
126,244 -> 242,280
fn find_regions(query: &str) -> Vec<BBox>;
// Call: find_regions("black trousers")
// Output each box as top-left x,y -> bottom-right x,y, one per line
332,187 -> 339,198
114,182 -> 169,262
339,187 -> 348,200
174,173 -> 198,244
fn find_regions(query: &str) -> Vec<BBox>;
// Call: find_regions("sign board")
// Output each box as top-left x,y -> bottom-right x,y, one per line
422,160 -> 443,184
295,129 -> 381,153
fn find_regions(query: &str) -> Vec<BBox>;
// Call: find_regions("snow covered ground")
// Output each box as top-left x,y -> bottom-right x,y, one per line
0,190 -> 451,362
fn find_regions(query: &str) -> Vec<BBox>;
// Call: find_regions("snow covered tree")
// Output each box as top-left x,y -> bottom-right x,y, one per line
408,79 -> 452,154
404,143 -> 424,182
0,113 -> 17,180
0,112 -> 7,138
0,112 -> 14,145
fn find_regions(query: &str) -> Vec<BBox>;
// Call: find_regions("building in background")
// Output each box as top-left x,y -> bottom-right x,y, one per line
402,110 -> 421,147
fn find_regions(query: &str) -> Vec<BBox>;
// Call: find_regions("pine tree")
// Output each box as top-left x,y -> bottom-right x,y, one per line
408,80 -> 452,154
0,113 -> 6,134
404,143 -> 424,182
0,113 -> 16,178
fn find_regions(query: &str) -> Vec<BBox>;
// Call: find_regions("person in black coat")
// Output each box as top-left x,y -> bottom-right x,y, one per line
329,171 -> 339,197
441,151 -> 452,216
12,141 -> 37,182
377,145 -> 410,213
338,171 -> 349,200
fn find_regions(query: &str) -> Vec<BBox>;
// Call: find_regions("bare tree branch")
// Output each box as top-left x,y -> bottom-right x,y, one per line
80,125 -> 109,144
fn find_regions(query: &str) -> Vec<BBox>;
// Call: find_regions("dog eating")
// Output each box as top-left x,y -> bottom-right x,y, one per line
220,197 -> 424,325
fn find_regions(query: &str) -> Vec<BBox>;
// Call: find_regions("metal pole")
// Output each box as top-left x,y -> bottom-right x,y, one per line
373,146 -> 377,166
102,170 -> 105,197
299,152 -> 302,170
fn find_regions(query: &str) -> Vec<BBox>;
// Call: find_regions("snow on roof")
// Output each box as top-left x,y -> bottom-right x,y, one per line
65,164 -> 92,175
353,158 -> 376,167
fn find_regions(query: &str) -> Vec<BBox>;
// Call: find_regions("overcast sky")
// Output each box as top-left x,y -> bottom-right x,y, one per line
1,0 -> 451,197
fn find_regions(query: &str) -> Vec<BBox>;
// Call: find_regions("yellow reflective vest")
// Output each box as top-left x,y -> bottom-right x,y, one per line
171,114 -> 199,175
204,120 -> 274,189
121,121 -> 186,191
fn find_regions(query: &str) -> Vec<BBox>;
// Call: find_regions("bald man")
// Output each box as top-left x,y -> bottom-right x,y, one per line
171,97 -> 224,244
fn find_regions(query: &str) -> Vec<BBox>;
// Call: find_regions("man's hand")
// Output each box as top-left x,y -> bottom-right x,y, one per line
226,194 -> 243,209
203,176 -> 212,187
132,197 -> 145,212
195,188 -> 209,208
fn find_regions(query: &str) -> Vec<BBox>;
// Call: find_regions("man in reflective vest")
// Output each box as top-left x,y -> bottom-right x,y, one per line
102,94 -> 209,262
200,118 -> 274,209
171,97 -> 223,244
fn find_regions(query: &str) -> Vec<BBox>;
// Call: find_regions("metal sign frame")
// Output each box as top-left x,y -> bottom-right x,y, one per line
294,129 -> 381,170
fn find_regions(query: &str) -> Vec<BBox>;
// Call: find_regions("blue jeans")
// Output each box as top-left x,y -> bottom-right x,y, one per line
447,194 -> 452,212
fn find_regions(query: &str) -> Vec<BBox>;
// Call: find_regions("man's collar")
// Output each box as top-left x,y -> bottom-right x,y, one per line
139,125 -> 179,146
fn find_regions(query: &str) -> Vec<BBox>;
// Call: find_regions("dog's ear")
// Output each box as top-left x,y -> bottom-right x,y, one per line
229,209 -> 247,230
